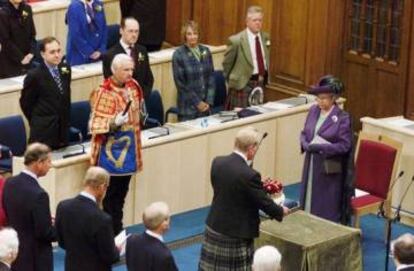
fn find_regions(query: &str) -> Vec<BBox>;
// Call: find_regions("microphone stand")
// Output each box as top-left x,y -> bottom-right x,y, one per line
384,175 -> 414,271
378,171 -> 404,217
250,132 -> 268,167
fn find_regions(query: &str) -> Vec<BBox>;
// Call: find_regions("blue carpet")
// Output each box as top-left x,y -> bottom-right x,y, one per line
53,183 -> 414,271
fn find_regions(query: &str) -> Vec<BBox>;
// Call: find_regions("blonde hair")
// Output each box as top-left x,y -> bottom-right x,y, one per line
181,20 -> 200,43
142,201 -> 170,231
83,167 -> 110,188
234,126 -> 261,152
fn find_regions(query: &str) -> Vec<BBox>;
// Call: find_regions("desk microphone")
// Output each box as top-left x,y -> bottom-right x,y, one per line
147,120 -> 170,140
377,170 -> 404,217
394,175 -> 414,222
250,131 -> 268,167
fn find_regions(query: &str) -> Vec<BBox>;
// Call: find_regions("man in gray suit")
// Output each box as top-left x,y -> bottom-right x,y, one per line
222,6 -> 270,109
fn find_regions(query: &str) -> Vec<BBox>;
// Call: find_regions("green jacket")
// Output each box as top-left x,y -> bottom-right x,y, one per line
222,29 -> 270,90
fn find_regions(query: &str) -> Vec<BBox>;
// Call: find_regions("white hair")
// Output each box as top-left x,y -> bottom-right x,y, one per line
252,246 -> 282,271
142,201 -> 170,230
234,126 -> 261,152
110,53 -> 134,74
246,5 -> 263,19
0,228 -> 19,259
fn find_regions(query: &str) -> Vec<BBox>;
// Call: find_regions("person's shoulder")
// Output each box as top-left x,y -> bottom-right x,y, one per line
21,2 -> 33,13
136,44 -> 148,53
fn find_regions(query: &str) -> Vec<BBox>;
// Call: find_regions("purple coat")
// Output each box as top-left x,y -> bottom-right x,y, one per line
299,104 -> 352,222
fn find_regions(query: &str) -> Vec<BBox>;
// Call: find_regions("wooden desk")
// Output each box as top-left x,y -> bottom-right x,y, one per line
361,116 -> 414,218
31,0 -> 120,52
12,101 -> 313,226
256,211 -> 362,271
0,45 -> 226,119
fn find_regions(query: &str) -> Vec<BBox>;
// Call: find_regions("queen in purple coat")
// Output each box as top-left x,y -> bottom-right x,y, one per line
299,75 -> 352,223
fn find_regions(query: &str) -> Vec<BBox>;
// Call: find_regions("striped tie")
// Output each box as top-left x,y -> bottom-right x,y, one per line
52,68 -> 64,94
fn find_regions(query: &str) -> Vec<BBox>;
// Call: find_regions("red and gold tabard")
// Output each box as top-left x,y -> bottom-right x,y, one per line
90,77 -> 144,172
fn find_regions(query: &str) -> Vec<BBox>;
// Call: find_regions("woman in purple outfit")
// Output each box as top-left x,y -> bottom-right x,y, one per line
299,75 -> 352,223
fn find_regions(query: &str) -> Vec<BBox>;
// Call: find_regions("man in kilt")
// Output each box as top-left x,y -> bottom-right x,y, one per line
199,127 -> 288,271
222,6 -> 270,109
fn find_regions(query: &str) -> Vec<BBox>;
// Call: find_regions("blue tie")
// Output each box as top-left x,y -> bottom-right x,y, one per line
52,68 -> 64,94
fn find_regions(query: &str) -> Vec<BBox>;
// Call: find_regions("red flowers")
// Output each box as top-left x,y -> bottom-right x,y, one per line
263,178 -> 283,195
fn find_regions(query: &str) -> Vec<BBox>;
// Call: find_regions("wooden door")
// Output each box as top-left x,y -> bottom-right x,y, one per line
342,0 -> 412,129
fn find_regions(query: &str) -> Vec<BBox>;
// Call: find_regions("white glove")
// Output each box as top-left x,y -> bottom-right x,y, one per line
114,112 -> 129,126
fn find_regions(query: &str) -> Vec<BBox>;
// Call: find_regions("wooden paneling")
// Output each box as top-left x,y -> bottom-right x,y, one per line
342,1 -> 412,130
165,0 -> 192,45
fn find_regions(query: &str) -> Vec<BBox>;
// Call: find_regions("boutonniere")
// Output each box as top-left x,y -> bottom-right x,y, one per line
266,40 -> 271,46
60,66 -> 70,75
21,10 -> 29,20
331,115 -> 338,123
94,4 -> 102,12
200,50 -> 208,60
137,52 -> 145,62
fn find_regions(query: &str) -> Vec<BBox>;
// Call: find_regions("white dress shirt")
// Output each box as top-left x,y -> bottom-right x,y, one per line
145,229 -> 164,242
120,39 -> 132,56
22,169 -> 38,182
233,150 -> 252,166
246,28 -> 267,74
80,191 -> 96,203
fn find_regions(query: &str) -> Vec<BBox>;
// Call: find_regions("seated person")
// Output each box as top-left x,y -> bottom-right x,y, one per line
66,0 -> 107,66
126,201 -> 178,271
172,21 -> 215,121
0,0 -> 36,78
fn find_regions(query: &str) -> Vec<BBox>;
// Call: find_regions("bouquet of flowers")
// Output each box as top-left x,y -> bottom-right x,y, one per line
263,178 -> 284,199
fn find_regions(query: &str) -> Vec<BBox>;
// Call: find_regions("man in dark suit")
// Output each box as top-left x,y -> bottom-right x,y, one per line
2,143 -> 56,271
0,228 -> 19,271
103,17 -> 154,101
20,36 -> 71,150
199,127 -> 289,271
119,0 -> 166,52
393,233 -> 414,271
55,166 -> 120,271
126,201 -> 178,271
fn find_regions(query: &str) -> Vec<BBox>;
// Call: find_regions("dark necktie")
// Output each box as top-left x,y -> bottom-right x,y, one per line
86,3 -> 96,32
255,36 -> 266,76
130,46 -> 138,64
52,68 -> 63,94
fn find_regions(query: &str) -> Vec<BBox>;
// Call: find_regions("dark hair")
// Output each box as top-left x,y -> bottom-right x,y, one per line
39,36 -> 60,52
394,234 -> 414,264
318,75 -> 344,95
120,17 -> 138,29
23,143 -> 51,166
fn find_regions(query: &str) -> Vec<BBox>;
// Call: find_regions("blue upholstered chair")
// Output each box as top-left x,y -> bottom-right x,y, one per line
0,115 -> 27,172
144,90 -> 164,129
106,24 -> 120,49
69,101 -> 91,144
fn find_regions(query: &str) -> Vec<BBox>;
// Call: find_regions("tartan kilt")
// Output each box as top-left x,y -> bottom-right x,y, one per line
199,226 -> 254,271
225,80 -> 265,110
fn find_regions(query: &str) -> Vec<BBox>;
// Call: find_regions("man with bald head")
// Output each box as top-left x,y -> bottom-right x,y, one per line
103,17 -> 154,101
126,201 -> 178,271
90,53 -> 145,235
56,167 -> 120,271
393,233 -> 414,271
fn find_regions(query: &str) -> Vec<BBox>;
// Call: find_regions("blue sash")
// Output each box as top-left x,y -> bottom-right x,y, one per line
98,130 -> 137,175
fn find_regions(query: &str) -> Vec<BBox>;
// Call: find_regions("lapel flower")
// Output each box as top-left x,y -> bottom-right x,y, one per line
138,52 -> 145,62
94,4 -> 102,12
331,115 -> 338,123
200,50 -> 208,60
21,10 -> 29,20
60,66 -> 70,75
266,40 -> 271,46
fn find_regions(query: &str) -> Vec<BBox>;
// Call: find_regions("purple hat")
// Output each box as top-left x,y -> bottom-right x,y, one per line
308,85 -> 334,95
308,75 -> 344,95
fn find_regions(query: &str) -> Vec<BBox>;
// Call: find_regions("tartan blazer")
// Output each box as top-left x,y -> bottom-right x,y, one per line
172,44 -> 215,119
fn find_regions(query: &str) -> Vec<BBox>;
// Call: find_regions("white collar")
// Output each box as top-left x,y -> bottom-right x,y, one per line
233,150 -> 251,166
22,169 -> 38,181
397,264 -> 414,270
80,191 -> 96,203
145,229 -> 164,242
246,27 -> 261,40
0,260 -> 10,268
120,39 -> 133,52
